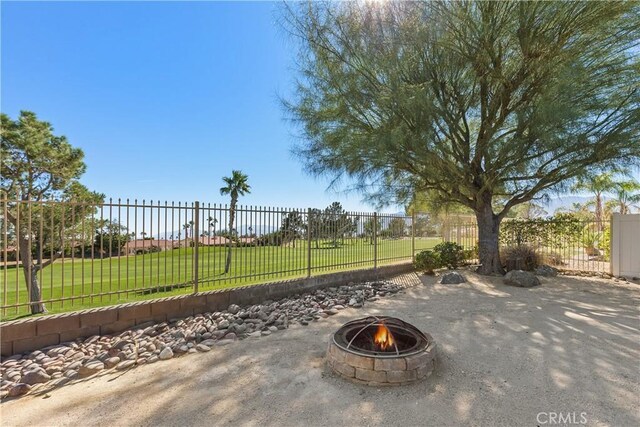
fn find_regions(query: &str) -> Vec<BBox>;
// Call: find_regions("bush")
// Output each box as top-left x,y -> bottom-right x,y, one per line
545,251 -> 565,266
433,242 -> 465,269
501,245 -> 542,271
463,243 -> 479,261
414,250 -> 441,274
500,214 -> 583,248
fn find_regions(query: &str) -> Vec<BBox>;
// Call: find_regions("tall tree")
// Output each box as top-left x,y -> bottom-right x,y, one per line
306,208 -> 323,248
281,210 -> 305,247
607,179 -> 640,214
572,173 -> 616,227
386,217 -> 407,238
219,170 -> 251,273
94,220 -> 131,257
284,1 -> 640,274
363,217 -> 381,244
1,111 -> 103,313
322,201 -> 352,247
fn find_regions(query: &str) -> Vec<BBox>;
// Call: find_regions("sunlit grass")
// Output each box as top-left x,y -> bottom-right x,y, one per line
1,237 -> 440,320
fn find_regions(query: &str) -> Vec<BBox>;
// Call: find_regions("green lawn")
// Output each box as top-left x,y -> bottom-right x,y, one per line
1,237 -> 440,320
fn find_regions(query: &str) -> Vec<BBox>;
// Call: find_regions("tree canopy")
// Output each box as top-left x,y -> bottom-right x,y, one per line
1,111 -> 103,313
283,0 -> 640,273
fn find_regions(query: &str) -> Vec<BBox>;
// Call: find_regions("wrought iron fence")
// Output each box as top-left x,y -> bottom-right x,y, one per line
1,198 -> 420,318
0,197 -> 613,320
439,218 -> 611,274
498,217 -> 611,274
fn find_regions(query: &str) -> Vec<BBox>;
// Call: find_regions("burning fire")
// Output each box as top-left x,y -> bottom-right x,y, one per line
373,323 -> 395,351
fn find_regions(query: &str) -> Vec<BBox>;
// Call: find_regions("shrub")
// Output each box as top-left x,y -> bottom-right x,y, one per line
414,250 -> 441,274
500,214 -> 582,248
463,243 -> 479,261
501,245 -> 542,271
545,251 -> 565,266
433,242 -> 465,269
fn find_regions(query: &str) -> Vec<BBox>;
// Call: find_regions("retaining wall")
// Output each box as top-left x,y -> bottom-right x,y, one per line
0,263 -> 414,357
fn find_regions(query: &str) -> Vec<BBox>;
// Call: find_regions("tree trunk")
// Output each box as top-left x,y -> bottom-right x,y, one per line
595,192 -> 604,231
17,234 -> 47,314
475,205 -> 505,275
224,199 -> 236,274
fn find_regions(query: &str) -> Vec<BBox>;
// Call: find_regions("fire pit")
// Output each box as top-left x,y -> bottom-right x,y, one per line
327,316 -> 436,386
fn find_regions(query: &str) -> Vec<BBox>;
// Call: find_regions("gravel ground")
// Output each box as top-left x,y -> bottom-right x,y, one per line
1,271 -> 639,427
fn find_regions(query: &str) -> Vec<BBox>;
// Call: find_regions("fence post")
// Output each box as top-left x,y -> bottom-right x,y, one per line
411,210 -> 416,263
193,201 -> 200,293
610,214 -> 615,276
307,207 -> 312,278
373,212 -> 378,271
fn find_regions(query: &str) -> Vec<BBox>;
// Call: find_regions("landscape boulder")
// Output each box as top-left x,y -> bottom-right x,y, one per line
504,270 -> 540,288
20,370 -> 51,385
440,271 -> 466,284
534,265 -> 559,277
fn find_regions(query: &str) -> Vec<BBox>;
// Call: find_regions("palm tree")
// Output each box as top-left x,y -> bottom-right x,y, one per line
608,179 -> 640,214
208,216 -> 218,235
220,170 -> 251,273
572,173 -> 616,229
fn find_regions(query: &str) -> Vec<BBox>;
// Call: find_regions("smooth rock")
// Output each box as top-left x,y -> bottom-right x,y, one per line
440,271 -> 466,284
115,360 -> 136,371
504,270 -> 541,288
534,265 -> 559,277
64,370 -> 79,379
78,362 -> 104,377
218,320 -> 230,329
222,332 -> 237,341
159,347 -> 174,360
104,357 -> 121,369
196,344 -> 211,352
8,383 -> 31,397
21,370 -> 51,385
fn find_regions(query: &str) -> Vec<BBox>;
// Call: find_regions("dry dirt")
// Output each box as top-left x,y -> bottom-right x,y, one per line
1,272 -> 639,427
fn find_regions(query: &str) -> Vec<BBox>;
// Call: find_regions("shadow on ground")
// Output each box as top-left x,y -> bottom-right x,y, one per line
2,272 -> 639,427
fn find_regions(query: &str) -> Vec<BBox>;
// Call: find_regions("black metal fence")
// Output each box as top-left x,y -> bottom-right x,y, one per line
1,199 -> 426,318
0,197 -> 613,319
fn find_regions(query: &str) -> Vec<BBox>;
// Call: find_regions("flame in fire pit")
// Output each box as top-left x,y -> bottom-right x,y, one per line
373,323 -> 395,351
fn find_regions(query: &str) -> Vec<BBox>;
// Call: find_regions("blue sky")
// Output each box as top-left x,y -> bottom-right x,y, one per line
2,1 -> 637,214
1,1 -> 377,212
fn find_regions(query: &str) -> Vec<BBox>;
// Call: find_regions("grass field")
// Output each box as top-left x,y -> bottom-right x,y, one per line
1,237 -> 440,320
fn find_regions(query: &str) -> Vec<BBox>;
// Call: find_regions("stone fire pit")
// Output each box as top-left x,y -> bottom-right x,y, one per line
326,316 -> 436,386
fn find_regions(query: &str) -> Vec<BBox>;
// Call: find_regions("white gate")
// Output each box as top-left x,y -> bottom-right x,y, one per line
611,214 -> 640,278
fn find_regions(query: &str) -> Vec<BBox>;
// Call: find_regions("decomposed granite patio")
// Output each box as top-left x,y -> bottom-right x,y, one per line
1,271 -> 638,427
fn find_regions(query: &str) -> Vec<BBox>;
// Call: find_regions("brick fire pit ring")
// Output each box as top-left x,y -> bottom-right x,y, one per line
326,316 -> 436,386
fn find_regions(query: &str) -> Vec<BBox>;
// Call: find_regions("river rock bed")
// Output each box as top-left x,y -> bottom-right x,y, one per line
1,280 -> 409,400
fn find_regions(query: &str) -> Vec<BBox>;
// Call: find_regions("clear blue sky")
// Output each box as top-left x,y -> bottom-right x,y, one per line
1,1 -> 381,212
2,1 -> 637,214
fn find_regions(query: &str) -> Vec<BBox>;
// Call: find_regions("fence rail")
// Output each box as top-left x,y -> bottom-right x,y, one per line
1,198 -> 613,319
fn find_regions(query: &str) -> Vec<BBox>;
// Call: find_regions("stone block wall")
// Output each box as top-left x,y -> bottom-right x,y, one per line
1,263 -> 413,357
